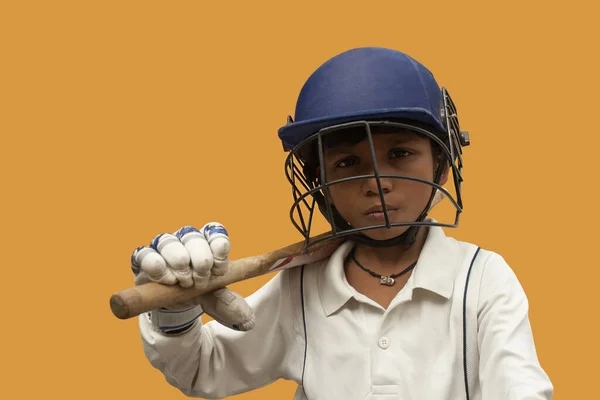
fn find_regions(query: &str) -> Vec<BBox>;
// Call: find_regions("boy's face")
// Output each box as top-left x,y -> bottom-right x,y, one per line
321,129 -> 449,241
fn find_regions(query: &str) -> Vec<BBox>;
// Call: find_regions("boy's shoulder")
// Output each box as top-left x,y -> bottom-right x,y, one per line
448,231 -> 509,263
446,233 -> 522,288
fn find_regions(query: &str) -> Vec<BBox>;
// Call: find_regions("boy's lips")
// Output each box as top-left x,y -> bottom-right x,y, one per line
364,204 -> 398,215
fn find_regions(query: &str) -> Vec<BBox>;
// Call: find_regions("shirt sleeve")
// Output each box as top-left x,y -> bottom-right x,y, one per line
477,252 -> 554,400
138,270 -> 299,399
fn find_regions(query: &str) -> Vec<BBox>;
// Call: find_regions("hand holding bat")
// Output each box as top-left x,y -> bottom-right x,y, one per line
124,223 -> 257,332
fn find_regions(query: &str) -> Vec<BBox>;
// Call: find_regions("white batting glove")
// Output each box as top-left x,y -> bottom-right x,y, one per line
131,222 -> 255,334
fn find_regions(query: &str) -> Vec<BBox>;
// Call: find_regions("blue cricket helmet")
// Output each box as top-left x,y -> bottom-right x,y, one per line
278,47 -> 448,151
278,47 -> 470,251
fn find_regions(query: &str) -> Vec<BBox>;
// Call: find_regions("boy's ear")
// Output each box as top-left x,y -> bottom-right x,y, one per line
436,158 -> 450,186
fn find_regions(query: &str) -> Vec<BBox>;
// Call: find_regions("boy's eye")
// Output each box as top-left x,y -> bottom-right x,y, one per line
334,156 -> 358,168
390,149 -> 411,158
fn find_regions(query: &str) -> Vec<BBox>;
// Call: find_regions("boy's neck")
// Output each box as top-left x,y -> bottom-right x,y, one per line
353,227 -> 429,273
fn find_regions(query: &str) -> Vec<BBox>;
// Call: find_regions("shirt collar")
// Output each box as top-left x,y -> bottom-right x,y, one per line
318,221 -> 460,317
318,240 -> 355,317
411,222 -> 460,299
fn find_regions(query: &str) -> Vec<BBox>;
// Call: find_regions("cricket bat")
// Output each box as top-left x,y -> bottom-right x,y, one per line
109,190 -> 445,320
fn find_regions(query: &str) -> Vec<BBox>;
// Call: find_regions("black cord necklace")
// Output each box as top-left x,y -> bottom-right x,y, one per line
347,247 -> 418,286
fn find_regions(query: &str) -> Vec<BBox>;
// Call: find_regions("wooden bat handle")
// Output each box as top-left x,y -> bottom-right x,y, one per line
110,232 -> 341,320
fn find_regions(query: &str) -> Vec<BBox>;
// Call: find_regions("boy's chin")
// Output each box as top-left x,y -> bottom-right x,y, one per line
356,225 -> 411,241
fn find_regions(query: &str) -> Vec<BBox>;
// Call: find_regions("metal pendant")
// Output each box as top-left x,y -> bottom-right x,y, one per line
380,276 -> 395,286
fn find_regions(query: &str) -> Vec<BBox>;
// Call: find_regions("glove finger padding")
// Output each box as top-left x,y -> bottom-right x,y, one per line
202,222 -> 230,276
132,246 -> 178,286
197,288 -> 255,331
175,226 -> 214,289
151,233 -> 193,288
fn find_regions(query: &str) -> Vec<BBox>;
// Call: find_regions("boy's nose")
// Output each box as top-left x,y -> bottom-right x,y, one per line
355,155 -> 396,196
362,173 -> 393,196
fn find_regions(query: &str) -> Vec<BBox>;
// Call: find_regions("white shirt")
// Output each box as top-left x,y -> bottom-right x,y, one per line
139,225 -> 553,399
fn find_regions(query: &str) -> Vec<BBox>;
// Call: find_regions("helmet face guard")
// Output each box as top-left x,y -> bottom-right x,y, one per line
283,88 -> 470,251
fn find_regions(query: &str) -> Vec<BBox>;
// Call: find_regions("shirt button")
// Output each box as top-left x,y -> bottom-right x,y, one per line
378,336 -> 390,349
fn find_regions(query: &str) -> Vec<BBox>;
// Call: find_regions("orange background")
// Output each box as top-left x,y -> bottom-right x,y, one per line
1,1 -> 597,398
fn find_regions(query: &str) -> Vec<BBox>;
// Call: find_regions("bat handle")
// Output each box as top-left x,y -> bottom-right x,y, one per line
110,282 -> 198,320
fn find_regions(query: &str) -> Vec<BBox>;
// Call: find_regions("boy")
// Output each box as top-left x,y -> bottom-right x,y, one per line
132,47 -> 553,399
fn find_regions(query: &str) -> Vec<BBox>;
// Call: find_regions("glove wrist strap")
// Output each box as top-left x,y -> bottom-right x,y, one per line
150,305 -> 204,334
